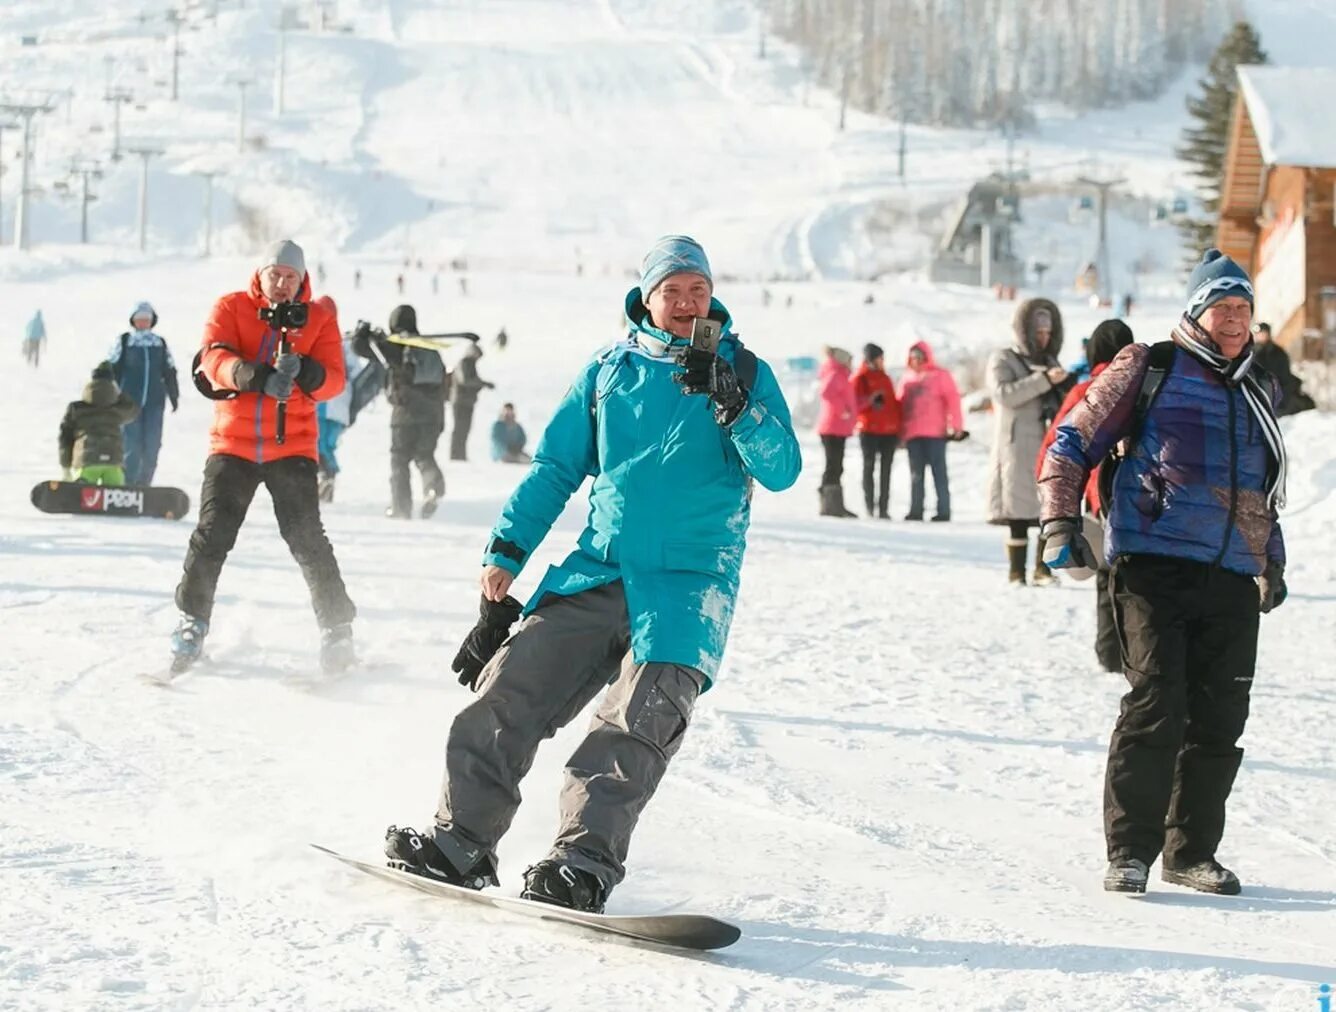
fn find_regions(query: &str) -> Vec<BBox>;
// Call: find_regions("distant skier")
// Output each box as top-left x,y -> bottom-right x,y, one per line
58,361 -> 139,485
170,239 -> 356,675
489,402 -> 530,464
449,341 -> 494,461
108,301 -> 180,487
384,235 -> 801,912
23,309 -> 46,368
353,305 -> 448,518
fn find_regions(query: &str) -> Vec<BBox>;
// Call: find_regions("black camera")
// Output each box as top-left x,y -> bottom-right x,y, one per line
258,301 -> 308,329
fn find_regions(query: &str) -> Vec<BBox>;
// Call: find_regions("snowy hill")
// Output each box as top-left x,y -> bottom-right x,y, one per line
2,2 -> 1334,1010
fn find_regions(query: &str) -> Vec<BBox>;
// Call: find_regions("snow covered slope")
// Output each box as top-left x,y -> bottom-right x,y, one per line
2,2 -> 1334,1010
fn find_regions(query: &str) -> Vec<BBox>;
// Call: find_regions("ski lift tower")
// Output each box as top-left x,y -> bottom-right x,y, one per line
1076,175 -> 1127,306
0,95 -> 57,251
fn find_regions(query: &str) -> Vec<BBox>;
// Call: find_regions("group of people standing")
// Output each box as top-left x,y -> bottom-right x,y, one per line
816,340 -> 964,520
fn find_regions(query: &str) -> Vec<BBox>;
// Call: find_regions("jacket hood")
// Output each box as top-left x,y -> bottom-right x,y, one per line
129,301 -> 158,328
907,340 -> 937,368
1013,298 -> 1064,360
247,270 -> 312,306
623,286 -> 735,356
83,375 -> 121,407
388,304 -> 418,335
1086,318 -> 1134,368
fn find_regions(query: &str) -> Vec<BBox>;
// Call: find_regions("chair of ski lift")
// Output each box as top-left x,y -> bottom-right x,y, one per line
1151,203 -> 1169,226
1170,197 -> 1190,222
1068,194 -> 1095,224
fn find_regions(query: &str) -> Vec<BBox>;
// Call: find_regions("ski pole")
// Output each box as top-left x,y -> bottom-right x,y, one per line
275,330 -> 290,445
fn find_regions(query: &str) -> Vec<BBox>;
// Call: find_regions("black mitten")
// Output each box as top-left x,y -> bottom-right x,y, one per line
451,594 -> 523,690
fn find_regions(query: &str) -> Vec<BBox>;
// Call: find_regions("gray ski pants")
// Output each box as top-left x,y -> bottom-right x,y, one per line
432,582 -> 703,890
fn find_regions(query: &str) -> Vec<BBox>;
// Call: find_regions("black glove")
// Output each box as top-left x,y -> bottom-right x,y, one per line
1040,517 -> 1099,571
870,391 -> 886,410
451,594 -> 523,690
675,348 -> 747,426
1259,560 -> 1287,614
294,355 -> 326,395
948,429 -> 970,442
263,352 -> 301,400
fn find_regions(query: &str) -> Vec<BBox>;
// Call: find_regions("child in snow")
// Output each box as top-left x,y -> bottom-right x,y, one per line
58,362 -> 140,485
490,402 -> 530,464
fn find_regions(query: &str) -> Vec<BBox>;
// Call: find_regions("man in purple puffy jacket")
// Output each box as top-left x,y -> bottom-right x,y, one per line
1037,248 -> 1288,898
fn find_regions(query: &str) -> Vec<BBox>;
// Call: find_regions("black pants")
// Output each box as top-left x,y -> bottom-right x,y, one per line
906,437 -> 949,518
391,422 -> 445,514
820,435 -> 847,487
858,434 -> 897,514
450,401 -> 476,461
176,454 -> 356,628
1095,567 -> 1120,672
1104,555 -> 1258,867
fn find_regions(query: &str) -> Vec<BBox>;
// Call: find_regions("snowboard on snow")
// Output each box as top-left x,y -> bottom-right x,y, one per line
31,481 -> 190,520
312,844 -> 741,952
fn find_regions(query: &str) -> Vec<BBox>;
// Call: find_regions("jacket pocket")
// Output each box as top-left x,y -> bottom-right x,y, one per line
628,666 -> 700,758
1134,469 -> 1166,520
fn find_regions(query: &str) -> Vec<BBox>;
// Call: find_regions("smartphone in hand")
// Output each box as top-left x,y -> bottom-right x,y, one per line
690,317 -> 721,354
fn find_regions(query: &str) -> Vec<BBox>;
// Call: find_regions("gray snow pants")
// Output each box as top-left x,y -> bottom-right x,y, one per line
432,582 -> 703,891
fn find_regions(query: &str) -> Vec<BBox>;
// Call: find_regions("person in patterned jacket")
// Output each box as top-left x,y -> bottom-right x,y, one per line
1038,249 -> 1287,898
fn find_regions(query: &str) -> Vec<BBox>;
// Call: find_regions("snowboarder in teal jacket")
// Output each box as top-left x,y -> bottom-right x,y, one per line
386,236 -> 801,912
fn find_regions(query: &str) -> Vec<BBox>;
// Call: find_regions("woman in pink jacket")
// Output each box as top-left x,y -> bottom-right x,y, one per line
898,340 -> 964,521
817,345 -> 858,517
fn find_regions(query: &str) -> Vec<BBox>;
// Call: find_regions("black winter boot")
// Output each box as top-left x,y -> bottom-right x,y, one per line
521,860 -> 607,913
384,825 -> 497,889
1161,859 -> 1241,895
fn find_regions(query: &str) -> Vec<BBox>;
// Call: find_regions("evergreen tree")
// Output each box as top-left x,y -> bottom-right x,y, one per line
1175,20 -> 1267,260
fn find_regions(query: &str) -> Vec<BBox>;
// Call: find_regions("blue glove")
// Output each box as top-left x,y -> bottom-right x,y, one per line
1041,518 -> 1099,570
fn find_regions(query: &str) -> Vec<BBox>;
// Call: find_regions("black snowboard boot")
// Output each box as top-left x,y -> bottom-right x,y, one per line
1162,859 -> 1241,895
384,825 -> 496,889
521,860 -> 607,913
1103,857 -> 1149,894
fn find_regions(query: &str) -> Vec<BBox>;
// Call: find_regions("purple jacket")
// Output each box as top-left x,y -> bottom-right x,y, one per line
1039,342 -> 1284,576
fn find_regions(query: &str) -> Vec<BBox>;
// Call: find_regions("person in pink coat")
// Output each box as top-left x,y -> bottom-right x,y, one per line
898,340 -> 965,521
816,345 -> 857,517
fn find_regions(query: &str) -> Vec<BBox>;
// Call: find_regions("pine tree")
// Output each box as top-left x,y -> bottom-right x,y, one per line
1175,20 -> 1267,260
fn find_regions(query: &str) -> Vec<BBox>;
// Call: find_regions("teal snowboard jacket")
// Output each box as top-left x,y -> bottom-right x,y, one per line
482,291 -> 801,688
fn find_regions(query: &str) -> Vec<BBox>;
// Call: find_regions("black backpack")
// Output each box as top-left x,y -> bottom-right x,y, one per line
1094,341 -> 1175,518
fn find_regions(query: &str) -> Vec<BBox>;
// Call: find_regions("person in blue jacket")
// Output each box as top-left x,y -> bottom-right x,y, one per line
108,301 -> 179,486
385,236 -> 801,912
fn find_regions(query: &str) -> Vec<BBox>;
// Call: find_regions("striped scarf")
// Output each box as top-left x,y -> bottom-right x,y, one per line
1171,313 -> 1288,510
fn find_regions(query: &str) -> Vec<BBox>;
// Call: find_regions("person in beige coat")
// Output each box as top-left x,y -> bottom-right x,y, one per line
986,298 -> 1071,584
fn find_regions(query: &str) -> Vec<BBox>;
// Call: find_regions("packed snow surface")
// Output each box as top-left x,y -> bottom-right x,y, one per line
2,1 -> 1334,1010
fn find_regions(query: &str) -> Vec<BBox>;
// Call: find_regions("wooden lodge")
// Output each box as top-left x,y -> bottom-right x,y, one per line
1218,65 -> 1336,354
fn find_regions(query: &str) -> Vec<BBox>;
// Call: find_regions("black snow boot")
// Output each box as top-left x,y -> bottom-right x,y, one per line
1103,857 -> 1149,894
384,825 -> 496,889
819,485 -> 857,518
521,860 -> 607,913
1162,859 -> 1241,895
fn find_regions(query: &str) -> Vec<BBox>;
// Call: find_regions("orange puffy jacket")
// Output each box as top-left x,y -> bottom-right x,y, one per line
196,272 -> 344,463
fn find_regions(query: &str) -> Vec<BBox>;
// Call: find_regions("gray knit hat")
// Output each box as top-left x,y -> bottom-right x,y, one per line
260,239 -> 306,278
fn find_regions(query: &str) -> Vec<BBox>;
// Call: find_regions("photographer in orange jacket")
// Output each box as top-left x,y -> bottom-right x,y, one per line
169,240 -> 356,675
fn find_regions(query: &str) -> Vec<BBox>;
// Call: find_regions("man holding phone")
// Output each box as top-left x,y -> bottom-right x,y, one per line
385,235 -> 801,912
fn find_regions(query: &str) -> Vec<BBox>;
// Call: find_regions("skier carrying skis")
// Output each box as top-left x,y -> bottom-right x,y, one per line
169,240 -> 357,674
58,361 -> 139,485
1039,249 -> 1288,896
352,305 -> 449,519
108,301 -> 180,487
385,235 -> 802,912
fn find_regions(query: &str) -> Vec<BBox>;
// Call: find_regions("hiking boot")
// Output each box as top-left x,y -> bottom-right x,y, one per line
383,825 -> 495,889
169,613 -> 209,674
521,860 -> 607,913
931,513 -> 950,522
320,623 -> 355,674
1162,859 -> 1241,895
1104,857 -> 1149,894
903,511 -> 923,521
